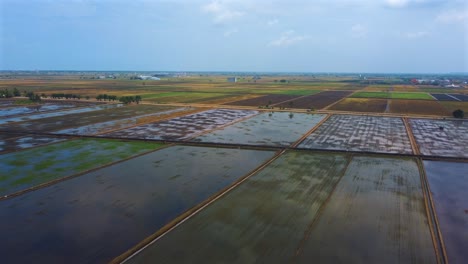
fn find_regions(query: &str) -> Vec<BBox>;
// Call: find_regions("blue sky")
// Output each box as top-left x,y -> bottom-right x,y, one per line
1,0 -> 467,73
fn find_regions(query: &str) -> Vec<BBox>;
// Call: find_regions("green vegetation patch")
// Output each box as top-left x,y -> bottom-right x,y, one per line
351,91 -> 433,100
0,138 -> 163,196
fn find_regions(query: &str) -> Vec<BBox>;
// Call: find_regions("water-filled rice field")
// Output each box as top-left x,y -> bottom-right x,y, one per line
193,112 -> 326,147
298,115 -> 413,154
424,160 -> 468,263
0,146 -> 275,263
410,119 -> 468,158
105,109 -> 257,140
126,155 -> 437,264
0,133 -> 65,153
0,104 -> 176,132
0,103 -> 79,117
0,139 -> 163,196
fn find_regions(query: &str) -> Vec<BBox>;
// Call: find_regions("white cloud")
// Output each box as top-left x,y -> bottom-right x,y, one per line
385,0 -> 409,8
202,0 -> 244,24
436,9 -> 468,24
405,31 -> 430,38
224,28 -> 238,37
267,19 -> 279,26
268,30 -> 308,47
350,24 -> 368,38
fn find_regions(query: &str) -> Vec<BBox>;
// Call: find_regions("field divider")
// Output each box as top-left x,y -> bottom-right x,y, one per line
402,117 -> 421,155
417,158 -> 448,264
290,113 -> 331,148
0,142 -> 174,202
292,153 -> 354,259
113,149 -> 288,264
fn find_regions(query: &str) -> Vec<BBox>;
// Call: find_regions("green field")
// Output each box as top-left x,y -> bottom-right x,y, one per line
0,139 -> 163,196
351,91 -> 433,100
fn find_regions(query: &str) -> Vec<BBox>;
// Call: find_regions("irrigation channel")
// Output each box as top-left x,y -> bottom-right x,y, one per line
0,129 -> 468,263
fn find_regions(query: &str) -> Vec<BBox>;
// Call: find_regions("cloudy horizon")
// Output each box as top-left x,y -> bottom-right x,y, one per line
1,0 -> 467,73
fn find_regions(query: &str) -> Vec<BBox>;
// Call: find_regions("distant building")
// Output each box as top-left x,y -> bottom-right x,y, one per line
227,77 -> 237,83
137,75 -> 161,80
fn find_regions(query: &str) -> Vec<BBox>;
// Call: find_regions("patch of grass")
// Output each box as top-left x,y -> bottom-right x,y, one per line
351,91 -> 433,100
351,92 -> 389,99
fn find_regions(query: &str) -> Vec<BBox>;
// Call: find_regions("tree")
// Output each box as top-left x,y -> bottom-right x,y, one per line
13,88 -> 21,97
453,109 -> 464,118
135,95 -> 142,104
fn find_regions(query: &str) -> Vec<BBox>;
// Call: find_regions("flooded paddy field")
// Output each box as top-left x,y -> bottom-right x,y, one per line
424,160 -> 468,263
126,151 -> 349,263
430,93 -> 460,101
295,156 -> 436,264
299,115 -> 413,154
410,119 -> 468,158
105,109 -> 257,140
0,103 -> 78,117
449,94 -> 468,102
193,112 -> 326,147
53,107 -> 188,136
0,103 -> 122,125
0,138 -> 163,196
0,104 -> 176,133
0,133 -> 65,153
224,94 -> 300,107
276,91 -> 353,109
0,146 -> 275,263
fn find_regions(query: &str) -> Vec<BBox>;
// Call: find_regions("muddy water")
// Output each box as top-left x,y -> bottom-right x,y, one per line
0,146 -> 275,263
295,156 -> 436,263
127,151 -> 348,263
0,104 -> 77,117
0,135 -> 65,153
0,104 -> 122,125
193,112 -> 326,147
424,160 -> 468,263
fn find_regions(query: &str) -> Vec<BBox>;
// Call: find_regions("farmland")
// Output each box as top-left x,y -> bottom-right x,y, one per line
329,98 -> 387,113
0,73 -> 467,264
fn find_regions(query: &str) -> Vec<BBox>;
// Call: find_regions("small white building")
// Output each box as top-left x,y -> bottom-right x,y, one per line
227,77 -> 237,83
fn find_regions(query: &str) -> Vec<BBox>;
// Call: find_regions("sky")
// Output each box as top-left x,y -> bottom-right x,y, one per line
0,0 -> 467,73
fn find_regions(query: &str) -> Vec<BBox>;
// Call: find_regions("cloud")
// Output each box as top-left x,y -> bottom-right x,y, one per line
202,0 -> 244,24
350,24 -> 368,38
384,0 -> 446,8
267,19 -> 279,26
385,0 -> 409,8
224,28 -> 238,37
268,30 -> 308,47
436,9 -> 468,24
405,31 -> 430,38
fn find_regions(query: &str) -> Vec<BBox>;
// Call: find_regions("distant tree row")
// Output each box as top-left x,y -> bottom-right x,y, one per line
119,95 -> 142,104
51,93 -> 81,99
0,88 -> 21,98
96,94 -> 118,101
25,92 -> 42,102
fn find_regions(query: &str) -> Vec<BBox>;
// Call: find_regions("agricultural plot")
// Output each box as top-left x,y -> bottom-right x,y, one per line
439,101 -> 468,113
193,112 -> 326,147
430,93 -> 460,101
0,103 -> 78,117
449,94 -> 468,102
127,151 -> 349,263
0,146 -> 275,263
105,109 -> 257,140
298,115 -> 413,154
329,98 -> 387,113
0,105 -> 177,133
0,138 -> 163,196
410,119 -> 468,158
276,91 -> 353,109
351,91 -> 433,100
0,103 -> 122,125
424,161 -> 468,264
0,100 -> 14,107
144,92 -> 232,104
225,94 -> 300,107
0,134 -> 65,153
54,107 -> 189,136
296,156 -> 436,264
388,99 -> 449,116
